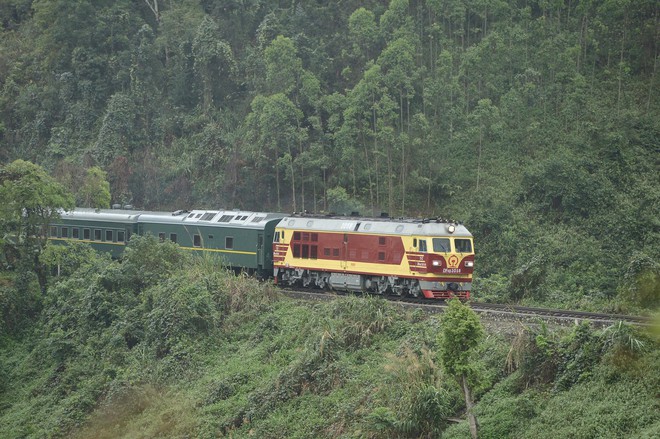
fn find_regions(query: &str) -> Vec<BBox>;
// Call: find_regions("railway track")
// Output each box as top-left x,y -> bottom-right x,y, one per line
280,288 -> 653,327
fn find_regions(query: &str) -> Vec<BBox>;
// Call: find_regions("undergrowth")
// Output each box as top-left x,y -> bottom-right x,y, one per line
0,237 -> 658,438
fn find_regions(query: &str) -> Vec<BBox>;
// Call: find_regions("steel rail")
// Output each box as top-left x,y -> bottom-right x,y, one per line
278,288 -> 653,326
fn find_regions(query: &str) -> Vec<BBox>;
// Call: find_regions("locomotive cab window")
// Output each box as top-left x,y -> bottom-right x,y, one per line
433,238 -> 451,252
419,240 -> 427,252
193,234 -> 202,247
274,231 -> 280,243
455,239 -> 472,253
225,237 -> 234,250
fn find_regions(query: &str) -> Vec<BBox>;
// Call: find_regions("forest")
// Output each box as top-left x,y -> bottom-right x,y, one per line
1,0 -> 658,309
0,1 -> 659,437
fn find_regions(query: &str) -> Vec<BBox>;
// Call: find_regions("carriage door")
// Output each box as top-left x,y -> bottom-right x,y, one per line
341,233 -> 348,270
257,233 -> 264,269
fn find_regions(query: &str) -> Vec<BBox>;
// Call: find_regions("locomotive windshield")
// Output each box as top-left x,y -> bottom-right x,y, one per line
455,239 -> 472,253
433,238 -> 451,252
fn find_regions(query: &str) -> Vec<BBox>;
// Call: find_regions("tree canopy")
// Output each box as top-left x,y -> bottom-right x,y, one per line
0,159 -> 74,292
0,0 -> 658,308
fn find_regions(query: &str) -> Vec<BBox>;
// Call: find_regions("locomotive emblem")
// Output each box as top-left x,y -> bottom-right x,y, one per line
448,254 -> 459,268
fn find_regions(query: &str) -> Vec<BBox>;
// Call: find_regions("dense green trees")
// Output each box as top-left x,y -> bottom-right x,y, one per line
0,160 -> 74,293
0,0 -> 658,307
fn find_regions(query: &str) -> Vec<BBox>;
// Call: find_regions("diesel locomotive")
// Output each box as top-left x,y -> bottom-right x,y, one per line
48,208 -> 474,299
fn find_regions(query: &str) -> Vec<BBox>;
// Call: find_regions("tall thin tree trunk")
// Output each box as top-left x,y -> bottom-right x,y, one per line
288,144 -> 296,212
373,101 -> 380,210
476,125 -> 483,193
647,11 -> 658,112
617,11 -> 628,115
275,152 -> 281,211
462,374 -> 479,439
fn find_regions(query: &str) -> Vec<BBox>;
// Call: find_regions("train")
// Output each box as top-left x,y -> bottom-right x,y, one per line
48,207 -> 474,299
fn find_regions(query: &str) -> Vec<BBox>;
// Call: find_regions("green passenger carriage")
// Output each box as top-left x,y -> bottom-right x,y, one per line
50,208 -> 140,259
50,208 -> 287,276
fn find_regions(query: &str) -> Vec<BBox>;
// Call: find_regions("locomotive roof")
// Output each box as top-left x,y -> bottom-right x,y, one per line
276,216 -> 472,237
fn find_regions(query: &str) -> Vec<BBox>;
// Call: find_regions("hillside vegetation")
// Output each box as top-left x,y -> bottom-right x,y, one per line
1,0 -> 658,308
0,238 -> 658,438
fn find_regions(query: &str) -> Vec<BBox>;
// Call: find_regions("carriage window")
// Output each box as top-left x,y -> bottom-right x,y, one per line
454,239 -> 472,253
169,233 -> 177,243
159,232 -> 165,242
378,252 -> 386,261
419,240 -> 427,252
72,228 -> 80,239
324,248 -> 331,256
379,237 -> 386,246
61,227 -> 68,238
50,226 -> 58,237
84,229 -> 91,240
433,238 -> 451,252
225,237 -> 233,249
117,231 -> 125,242
193,234 -> 202,247
94,229 -> 102,241
105,230 -> 113,242
333,248 -> 339,257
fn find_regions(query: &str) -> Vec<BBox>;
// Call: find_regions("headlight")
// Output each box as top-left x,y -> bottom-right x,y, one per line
432,260 -> 441,266
447,224 -> 456,233
464,261 -> 474,268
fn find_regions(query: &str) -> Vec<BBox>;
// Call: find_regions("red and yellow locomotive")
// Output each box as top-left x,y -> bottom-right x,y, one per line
273,215 -> 474,299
